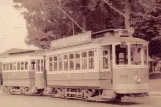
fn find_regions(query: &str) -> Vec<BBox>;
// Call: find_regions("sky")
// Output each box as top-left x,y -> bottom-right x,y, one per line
0,1 -> 37,53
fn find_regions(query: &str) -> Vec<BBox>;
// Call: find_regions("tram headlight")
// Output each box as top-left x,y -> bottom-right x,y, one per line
134,76 -> 141,83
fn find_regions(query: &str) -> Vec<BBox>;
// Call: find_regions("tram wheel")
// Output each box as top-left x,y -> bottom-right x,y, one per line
21,87 -> 29,95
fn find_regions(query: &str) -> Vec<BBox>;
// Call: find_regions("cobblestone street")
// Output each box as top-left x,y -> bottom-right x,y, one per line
0,93 -> 161,107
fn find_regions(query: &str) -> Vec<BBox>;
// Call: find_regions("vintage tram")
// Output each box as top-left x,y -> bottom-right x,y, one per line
0,29 -> 149,102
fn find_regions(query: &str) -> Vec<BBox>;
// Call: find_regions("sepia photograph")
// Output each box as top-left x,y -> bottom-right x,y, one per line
0,0 -> 161,107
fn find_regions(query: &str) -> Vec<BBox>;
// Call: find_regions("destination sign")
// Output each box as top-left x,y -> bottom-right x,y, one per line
50,31 -> 92,49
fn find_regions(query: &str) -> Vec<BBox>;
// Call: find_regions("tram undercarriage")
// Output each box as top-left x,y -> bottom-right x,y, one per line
1,85 -> 149,102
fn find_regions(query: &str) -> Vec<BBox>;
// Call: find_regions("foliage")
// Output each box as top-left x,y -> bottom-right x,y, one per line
149,72 -> 161,79
13,0 -> 161,53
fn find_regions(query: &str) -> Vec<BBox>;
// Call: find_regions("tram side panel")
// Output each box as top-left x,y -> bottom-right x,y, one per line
112,67 -> 149,94
2,71 -> 35,87
1,57 -> 36,93
46,48 -> 101,89
45,45 -> 113,90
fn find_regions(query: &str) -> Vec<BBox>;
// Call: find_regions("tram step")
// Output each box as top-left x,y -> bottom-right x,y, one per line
65,92 -> 82,95
11,89 -> 21,92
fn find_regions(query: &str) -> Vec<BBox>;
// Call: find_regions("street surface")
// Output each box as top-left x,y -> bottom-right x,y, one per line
0,93 -> 161,107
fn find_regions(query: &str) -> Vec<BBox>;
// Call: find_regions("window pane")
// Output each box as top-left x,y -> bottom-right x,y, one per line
75,53 -> 80,70
75,53 -> 80,58
103,51 -> 108,56
49,57 -> 53,61
3,64 -> 5,71
64,54 -> 68,71
82,59 -> 87,69
103,51 -> 108,69
70,54 -> 74,59
31,61 -> 35,70
0,62 -> 3,72
49,63 -> 52,71
144,46 -> 148,65
21,62 -> 24,70
131,44 -> 142,65
54,62 -> 57,71
17,62 -> 20,70
115,44 -> 128,65
13,63 -> 16,70
103,57 -> 108,69
64,61 -> 68,71
89,51 -> 94,57
59,62 -> 62,71
41,60 -> 44,71
25,62 -> 28,70
58,55 -> 62,71
54,56 -> 57,61
89,58 -> 94,69
82,52 -> 87,69
36,60 -> 40,71
70,60 -> 74,70
82,52 -> 87,58
10,63 -> 12,70
64,55 -> 68,60
7,63 -> 9,70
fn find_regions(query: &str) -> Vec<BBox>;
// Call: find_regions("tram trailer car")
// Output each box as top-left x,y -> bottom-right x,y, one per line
1,29 -> 149,102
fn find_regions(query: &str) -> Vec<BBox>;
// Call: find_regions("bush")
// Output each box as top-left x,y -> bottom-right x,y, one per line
149,72 -> 161,79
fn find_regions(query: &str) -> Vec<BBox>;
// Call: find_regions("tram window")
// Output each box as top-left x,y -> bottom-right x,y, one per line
7,63 -> 9,71
0,63 -> 1,71
144,46 -> 148,65
37,60 -> 40,71
31,61 -> 35,70
115,44 -> 128,65
58,55 -> 62,71
89,51 -> 94,69
49,63 -> 53,71
75,53 -> 80,70
49,57 -> 52,61
53,56 -> 58,71
64,55 -> 68,71
41,60 -> 44,71
21,62 -> 24,70
5,63 -> 8,71
82,52 -> 87,70
103,51 -> 108,69
49,57 -> 53,71
25,62 -> 28,70
69,54 -> 74,70
3,64 -> 5,71
10,63 -> 13,70
131,44 -> 142,65
13,63 -> 16,70
17,62 -> 20,70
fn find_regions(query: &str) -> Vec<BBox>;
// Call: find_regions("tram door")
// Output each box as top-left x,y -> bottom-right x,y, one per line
35,59 -> 45,89
101,45 -> 113,88
102,46 -> 111,72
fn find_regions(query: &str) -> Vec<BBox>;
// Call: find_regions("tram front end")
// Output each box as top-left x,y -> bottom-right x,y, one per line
112,39 -> 149,99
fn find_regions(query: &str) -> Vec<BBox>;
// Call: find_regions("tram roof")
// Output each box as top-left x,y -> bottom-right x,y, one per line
92,36 -> 148,44
49,30 -> 148,50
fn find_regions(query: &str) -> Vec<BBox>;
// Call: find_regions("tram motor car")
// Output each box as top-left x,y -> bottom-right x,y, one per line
1,28 -> 149,102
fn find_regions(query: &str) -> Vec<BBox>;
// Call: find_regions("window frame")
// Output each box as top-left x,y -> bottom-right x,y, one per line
113,42 -> 149,68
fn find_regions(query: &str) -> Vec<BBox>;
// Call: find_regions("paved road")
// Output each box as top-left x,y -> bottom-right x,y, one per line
0,94 -> 160,107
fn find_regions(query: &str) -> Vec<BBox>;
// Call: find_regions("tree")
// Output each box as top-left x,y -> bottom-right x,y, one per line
13,0 -> 161,52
